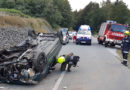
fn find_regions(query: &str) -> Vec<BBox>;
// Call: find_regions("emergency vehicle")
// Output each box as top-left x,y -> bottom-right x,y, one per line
97,20 -> 128,47
76,25 -> 92,45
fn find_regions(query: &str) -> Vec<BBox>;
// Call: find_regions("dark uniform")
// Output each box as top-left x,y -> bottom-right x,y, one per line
60,55 -> 72,71
121,36 -> 130,66
60,55 -> 80,72
50,53 -> 80,72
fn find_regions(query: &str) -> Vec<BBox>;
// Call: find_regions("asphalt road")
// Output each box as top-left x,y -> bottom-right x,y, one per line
1,37 -> 130,90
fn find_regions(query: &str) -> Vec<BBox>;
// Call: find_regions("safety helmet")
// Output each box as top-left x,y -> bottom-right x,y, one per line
124,30 -> 130,35
57,56 -> 65,64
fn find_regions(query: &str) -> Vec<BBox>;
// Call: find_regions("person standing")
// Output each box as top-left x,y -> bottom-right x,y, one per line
73,32 -> 77,43
121,31 -> 130,66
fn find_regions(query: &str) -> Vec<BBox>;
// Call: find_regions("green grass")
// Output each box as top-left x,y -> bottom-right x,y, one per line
0,8 -> 52,33
0,8 -> 30,18
117,49 -> 130,67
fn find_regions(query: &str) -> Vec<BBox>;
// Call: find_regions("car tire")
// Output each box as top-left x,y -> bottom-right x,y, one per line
76,42 -> 78,44
33,52 -> 48,73
67,40 -> 69,44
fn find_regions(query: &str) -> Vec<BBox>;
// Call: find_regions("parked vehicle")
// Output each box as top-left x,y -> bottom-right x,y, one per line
68,31 -> 73,39
97,20 -> 128,47
58,28 -> 69,45
78,25 -> 91,31
0,31 -> 62,84
76,30 -> 92,45
76,25 -> 92,45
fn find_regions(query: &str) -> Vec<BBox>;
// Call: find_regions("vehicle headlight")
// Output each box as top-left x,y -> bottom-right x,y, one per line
63,37 -> 66,40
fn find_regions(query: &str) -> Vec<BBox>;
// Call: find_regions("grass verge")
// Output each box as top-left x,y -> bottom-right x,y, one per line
0,8 -> 52,33
0,8 -> 30,18
117,49 -> 130,67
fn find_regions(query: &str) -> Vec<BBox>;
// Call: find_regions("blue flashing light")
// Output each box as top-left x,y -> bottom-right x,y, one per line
88,27 -> 91,31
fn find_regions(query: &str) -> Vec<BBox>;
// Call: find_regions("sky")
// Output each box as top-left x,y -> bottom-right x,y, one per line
68,0 -> 130,11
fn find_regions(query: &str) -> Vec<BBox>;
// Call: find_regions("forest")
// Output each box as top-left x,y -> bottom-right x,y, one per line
0,0 -> 130,33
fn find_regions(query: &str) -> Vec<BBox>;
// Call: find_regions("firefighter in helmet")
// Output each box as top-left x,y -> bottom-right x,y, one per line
58,53 -> 74,72
121,30 -> 130,66
51,52 -> 79,72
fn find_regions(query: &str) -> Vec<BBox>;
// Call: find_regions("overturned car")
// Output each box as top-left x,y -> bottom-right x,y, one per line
0,31 -> 62,84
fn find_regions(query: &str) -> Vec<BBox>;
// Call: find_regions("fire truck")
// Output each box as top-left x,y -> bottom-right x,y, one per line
97,20 -> 128,47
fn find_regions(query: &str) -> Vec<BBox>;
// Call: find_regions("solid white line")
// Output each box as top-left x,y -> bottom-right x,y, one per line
0,87 -> 5,89
52,71 -> 66,90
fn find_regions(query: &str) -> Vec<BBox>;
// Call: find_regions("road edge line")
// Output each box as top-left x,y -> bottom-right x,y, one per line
52,71 -> 66,90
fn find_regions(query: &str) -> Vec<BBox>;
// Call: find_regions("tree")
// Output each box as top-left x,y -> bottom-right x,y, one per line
2,0 -> 15,8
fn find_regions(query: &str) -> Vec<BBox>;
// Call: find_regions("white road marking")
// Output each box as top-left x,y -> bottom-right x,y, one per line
52,64 -> 68,90
0,87 -> 5,89
52,71 -> 66,90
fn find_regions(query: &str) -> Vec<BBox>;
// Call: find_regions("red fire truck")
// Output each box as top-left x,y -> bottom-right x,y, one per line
97,20 -> 128,47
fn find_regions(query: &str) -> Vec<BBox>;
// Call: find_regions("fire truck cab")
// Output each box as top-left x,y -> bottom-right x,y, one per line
97,20 -> 128,47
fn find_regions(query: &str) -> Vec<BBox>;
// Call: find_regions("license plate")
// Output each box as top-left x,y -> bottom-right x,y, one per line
116,40 -> 121,43
81,41 -> 86,43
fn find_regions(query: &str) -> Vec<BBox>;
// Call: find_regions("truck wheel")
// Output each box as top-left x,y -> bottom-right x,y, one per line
104,42 -> 108,47
97,38 -> 101,44
110,44 -> 115,47
98,40 -> 102,44
33,52 -> 48,73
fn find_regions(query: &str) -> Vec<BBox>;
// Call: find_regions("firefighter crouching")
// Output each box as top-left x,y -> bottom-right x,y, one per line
121,31 -> 130,66
51,53 -> 80,72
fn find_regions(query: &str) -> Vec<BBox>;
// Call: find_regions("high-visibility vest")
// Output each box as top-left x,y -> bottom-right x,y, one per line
57,56 -> 65,64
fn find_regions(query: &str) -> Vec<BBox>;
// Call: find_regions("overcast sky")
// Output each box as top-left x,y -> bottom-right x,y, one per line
68,0 -> 130,11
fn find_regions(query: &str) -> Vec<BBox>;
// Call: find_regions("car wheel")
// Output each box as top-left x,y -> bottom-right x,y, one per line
67,40 -> 69,44
33,52 -> 48,73
76,42 -> 79,45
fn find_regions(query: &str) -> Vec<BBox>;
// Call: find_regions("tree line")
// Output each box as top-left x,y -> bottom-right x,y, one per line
0,0 -> 74,29
73,0 -> 130,33
0,0 -> 130,33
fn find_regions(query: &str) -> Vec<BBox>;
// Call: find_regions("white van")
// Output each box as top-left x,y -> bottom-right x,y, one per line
76,25 -> 92,45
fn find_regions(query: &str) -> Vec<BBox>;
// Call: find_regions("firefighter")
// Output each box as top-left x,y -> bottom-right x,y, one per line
121,30 -> 130,66
59,52 -> 74,72
51,53 -> 79,72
